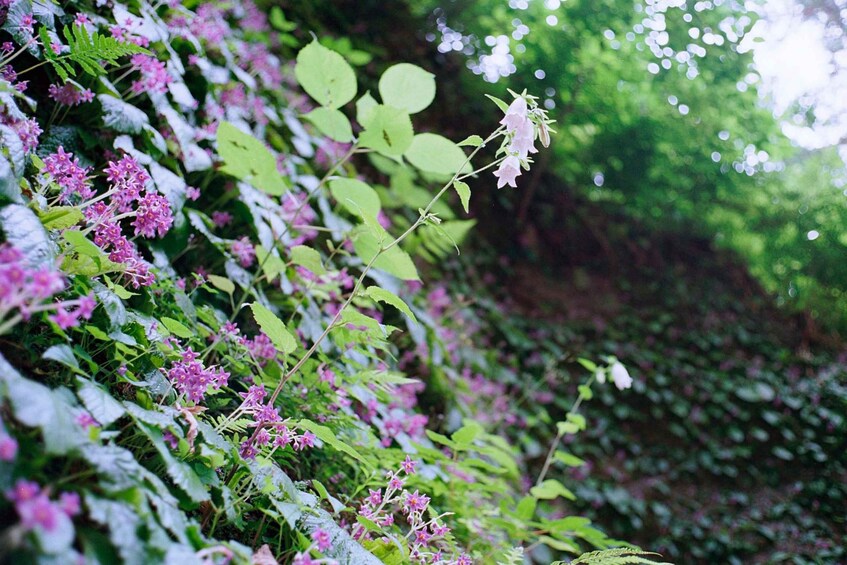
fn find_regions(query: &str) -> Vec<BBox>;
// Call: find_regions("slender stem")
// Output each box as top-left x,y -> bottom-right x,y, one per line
535,376 -> 595,486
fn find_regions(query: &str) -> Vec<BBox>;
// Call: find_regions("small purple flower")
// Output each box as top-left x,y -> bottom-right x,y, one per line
58,492 -> 81,517
401,455 -> 417,475
0,434 -> 18,461
133,192 -> 173,238
312,527 -> 331,552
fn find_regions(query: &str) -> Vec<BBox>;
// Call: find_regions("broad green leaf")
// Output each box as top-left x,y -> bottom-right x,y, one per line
43,344 -> 82,373
539,536 -> 579,553
255,246 -> 286,282
0,204 -> 52,268
453,180 -> 471,214
404,133 -> 469,177
39,206 -> 83,230
160,316 -> 193,339
77,378 -> 125,427
304,107 -> 353,142
137,423 -> 209,503
207,274 -> 235,295
515,495 -> 537,521
531,479 -> 576,501
359,105 -> 414,156
356,91 -> 378,127
329,178 -> 381,222
290,245 -> 326,275
365,286 -> 417,323
297,419 -> 367,463
352,227 -> 420,281
295,40 -> 357,109
453,421 -> 484,446
217,122 -> 288,195
249,303 -> 297,355
378,63 -> 436,114
269,7 -> 297,31
425,429 -> 456,449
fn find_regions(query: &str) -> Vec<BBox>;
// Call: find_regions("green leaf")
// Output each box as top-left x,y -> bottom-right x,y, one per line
249,303 -> 297,355
207,274 -> 235,295
352,227 -> 420,281
329,178 -> 381,223
531,479 -> 576,501
304,107 -> 353,142
217,122 -> 288,195
297,419 -> 367,464
269,7 -> 297,32
485,94 -> 510,113
290,245 -> 326,275
425,429 -> 456,449
453,180 -> 471,214
38,206 -> 83,230
554,450 -> 586,467
453,421 -> 484,446
356,91 -> 379,127
0,204 -> 52,268
256,246 -> 286,282
43,344 -> 82,373
515,495 -> 537,521
458,135 -> 484,147
160,316 -> 193,339
404,133 -> 469,177
359,105 -> 414,156
365,286 -> 417,323
295,40 -> 357,109
77,378 -> 125,427
378,63 -> 436,114
137,423 -> 209,503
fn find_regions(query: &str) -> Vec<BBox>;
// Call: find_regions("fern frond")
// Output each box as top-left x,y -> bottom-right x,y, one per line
496,546 -> 525,565
65,25 -> 149,77
42,25 -> 149,81
553,547 -> 673,565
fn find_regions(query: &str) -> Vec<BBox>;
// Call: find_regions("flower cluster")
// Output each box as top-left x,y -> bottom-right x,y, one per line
43,147 -> 93,202
230,236 -> 255,267
166,348 -> 230,404
5,480 -> 80,534
9,117 -> 41,152
233,384 -> 317,459
352,457 -> 469,564
493,96 -> 540,189
48,83 -> 94,106
0,244 -> 96,333
291,528 -> 339,565
129,54 -> 172,95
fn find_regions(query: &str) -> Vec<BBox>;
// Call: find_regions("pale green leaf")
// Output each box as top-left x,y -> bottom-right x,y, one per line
378,63 -> 436,114
207,274 -> 235,295
160,316 -> 193,339
304,107 -> 353,142
365,286 -> 417,323
217,122 -> 288,195
290,245 -> 326,275
359,105 -> 414,156
404,133 -> 469,177
329,178 -> 381,222
352,227 -> 420,281
453,180 -> 471,214
249,303 -> 297,355
530,479 -> 576,501
295,40 -> 357,109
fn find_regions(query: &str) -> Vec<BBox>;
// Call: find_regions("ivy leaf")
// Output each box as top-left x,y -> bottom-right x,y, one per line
295,40 -> 357,109
378,63 -> 436,114
77,378 -> 126,427
359,105 -> 414,157
249,303 -> 297,355
217,122 -> 288,195
290,245 -> 326,275
453,180 -> 471,214
365,286 -> 417,323
136,422 -> 209,503
304,107 -> 353,142
0,204 -> 52,268
404,133 -> 469,177
98,94 -> 148,134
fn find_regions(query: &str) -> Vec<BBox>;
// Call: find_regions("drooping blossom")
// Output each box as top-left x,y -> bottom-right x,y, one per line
48,83 -> 94,106
611,361 -> 633,390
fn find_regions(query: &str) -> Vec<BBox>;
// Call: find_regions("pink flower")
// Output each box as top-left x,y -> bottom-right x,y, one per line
493,155 -> 521,189
0,434 -> 17,461
312,528 -> 331,552
58,492 -> 81,517
133,192 -> 173,238
403,490 -> 430,514
48,83 -> 94,106
231,237 -> 255,267
401,455 -> 417,475
212,211 -> 232,227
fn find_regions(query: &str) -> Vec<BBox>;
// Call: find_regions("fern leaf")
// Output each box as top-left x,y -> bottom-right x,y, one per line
554,548 -> 673,565
497,547 -> 525,565
60,25 -> 149,79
